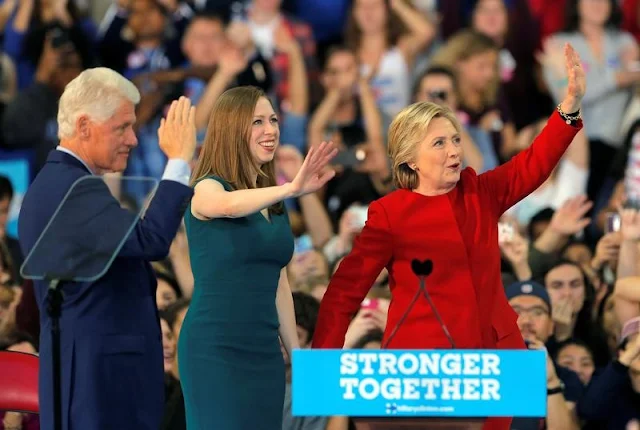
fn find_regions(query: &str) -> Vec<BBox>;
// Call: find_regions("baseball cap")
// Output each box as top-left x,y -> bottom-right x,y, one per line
619,316 -> 640,348
505,280 -> 552,313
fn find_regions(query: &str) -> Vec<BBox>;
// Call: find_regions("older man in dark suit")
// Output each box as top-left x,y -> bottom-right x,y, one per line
18,67 -> 196,430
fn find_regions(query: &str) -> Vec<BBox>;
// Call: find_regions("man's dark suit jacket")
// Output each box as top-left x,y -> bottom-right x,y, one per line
18,150 -> 192,430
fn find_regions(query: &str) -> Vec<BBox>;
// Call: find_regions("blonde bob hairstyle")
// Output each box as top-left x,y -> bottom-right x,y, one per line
388,102 -> 462,190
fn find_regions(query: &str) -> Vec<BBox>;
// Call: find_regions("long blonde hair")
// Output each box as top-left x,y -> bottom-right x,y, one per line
429,29 -> 500,107
388,102 -> 462,190
190,86 -> 283,214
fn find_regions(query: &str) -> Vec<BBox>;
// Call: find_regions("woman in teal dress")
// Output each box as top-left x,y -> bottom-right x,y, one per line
178,86 -> 337,430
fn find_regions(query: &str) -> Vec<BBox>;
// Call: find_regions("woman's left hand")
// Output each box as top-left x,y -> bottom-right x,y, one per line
560,43 -> 586,113
289,141 -> 338,197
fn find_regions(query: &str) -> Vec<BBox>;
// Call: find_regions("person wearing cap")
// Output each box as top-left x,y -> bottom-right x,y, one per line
577,316 -> 640,429
506,280 -> 583,430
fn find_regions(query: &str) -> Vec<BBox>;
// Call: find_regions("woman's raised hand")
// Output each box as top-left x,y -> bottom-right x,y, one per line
289,141 -> 337,197
560,43 -> 586,114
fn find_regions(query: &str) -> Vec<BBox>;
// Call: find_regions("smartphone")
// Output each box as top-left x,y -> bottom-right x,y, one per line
498,222 -> 514,243
50,28 -> 71,49
624,197 -> 640,210
341,125 -> 367,148
331,147 -> 366,168
361,298 -> 379,311
605,213 -> 621,234
349,205 -> 369,228
294,234 -> 313,255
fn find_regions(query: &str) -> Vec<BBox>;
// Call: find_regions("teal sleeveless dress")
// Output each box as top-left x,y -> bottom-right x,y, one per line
178,176 -> 294,430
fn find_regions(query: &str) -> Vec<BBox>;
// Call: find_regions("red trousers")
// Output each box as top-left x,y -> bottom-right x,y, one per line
482,328 -> 528,430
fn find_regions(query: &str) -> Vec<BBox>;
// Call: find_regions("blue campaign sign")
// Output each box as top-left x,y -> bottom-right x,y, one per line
292,349 -> 546,417
0,155 -> 30,239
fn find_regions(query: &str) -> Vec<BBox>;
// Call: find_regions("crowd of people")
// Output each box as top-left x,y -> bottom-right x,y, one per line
0,0 -> 640,429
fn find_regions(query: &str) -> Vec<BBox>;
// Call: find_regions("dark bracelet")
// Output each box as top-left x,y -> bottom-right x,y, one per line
556,103 -> 581,125
547,385 -> 564,396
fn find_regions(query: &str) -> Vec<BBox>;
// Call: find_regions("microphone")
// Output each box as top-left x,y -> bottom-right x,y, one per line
381,259 -> 457,349
411,259 -> 433,277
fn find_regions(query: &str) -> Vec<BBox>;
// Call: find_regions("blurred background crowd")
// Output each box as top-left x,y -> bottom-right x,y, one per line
1,0 -> 640,429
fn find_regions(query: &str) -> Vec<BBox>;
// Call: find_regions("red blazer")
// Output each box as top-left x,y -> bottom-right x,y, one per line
313,111 -> 583,351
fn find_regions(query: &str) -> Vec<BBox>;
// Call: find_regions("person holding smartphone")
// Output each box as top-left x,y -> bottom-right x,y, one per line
308,46 -> 392,228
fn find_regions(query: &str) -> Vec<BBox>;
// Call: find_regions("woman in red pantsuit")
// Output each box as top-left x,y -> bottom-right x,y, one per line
312,44 -> 586,429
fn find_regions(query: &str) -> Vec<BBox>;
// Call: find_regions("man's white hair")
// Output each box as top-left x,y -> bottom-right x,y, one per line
57,67 -> 141,140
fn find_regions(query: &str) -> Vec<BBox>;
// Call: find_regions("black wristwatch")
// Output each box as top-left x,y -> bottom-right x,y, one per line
547,381 -> 565,396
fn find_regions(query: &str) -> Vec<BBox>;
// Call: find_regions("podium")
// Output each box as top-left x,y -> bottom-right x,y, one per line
291,350 -> 547,427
